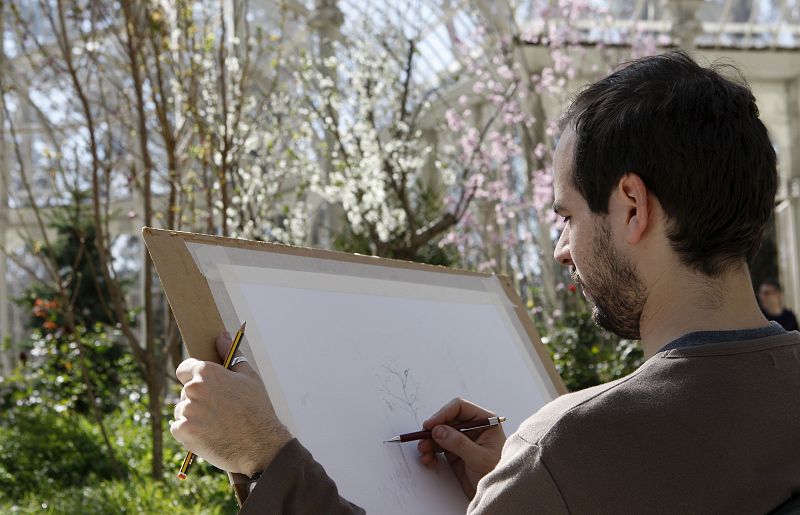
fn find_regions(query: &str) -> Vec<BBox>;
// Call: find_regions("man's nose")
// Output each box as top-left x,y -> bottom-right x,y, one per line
554,231 -> 573,267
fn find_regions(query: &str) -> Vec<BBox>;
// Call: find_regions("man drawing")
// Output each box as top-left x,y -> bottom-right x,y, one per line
171,51 -> 800,513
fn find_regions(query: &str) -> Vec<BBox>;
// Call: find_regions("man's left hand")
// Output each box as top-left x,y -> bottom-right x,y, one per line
171,332 -> 292,476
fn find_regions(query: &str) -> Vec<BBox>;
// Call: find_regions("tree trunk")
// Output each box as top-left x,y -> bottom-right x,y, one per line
147,354 -> 166,478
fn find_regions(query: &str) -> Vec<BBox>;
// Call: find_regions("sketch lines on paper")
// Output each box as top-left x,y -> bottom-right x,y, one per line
376,359 -> 428,502
378,363 -> 423,426
375,361 -> 456,509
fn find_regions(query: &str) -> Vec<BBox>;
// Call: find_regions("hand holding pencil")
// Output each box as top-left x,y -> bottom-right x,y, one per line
177,322 -> 247,479
171,325 -> 292,479
416,397 -> 507,498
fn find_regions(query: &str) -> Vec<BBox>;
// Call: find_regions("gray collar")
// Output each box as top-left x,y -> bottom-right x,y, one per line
658,321 -> 786,353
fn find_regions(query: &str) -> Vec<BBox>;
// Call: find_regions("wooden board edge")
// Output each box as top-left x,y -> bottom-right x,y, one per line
141,228 -> 245,504
142,227 -> 225,362
494,275 -> 568,396
142,227 -> 490,279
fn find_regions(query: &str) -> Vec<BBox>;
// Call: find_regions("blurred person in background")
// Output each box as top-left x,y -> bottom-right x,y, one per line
758,279 -> 799,331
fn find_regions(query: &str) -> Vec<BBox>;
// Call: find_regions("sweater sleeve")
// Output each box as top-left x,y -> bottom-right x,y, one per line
467,435 -> 569,514
240,439 -> 365,515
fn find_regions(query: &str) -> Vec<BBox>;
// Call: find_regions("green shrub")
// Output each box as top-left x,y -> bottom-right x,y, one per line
4,474 -> 237,514
0,401 -> 238,513
543,307 -> 644,392
0,410 -> 120,501
1,325 -> 141,417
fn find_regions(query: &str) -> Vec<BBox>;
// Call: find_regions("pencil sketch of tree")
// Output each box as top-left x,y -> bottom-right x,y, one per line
377,361 -> 425,481
377,363 -> 422,426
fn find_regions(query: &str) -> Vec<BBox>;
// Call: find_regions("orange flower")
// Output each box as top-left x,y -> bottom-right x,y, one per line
43,320 -> 58,331
33,298 -> 59,318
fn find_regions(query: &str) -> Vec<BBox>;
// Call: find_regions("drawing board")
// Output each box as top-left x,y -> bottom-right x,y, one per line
143,228 -> 566,513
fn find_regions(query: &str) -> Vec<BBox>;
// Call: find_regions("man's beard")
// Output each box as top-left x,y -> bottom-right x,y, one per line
571,221 -> 646,340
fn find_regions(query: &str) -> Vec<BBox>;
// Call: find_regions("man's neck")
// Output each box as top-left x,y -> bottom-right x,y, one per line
639,265 -> 770,358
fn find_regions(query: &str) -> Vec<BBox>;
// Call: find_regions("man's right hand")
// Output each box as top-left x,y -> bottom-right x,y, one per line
417,398 -> 506,499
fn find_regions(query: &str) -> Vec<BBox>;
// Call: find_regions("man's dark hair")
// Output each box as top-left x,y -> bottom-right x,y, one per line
760,278 -> 782,291
562,51 -> 777,276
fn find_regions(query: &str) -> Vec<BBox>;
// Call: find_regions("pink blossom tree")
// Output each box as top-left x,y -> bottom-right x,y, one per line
433,2 -> 660,327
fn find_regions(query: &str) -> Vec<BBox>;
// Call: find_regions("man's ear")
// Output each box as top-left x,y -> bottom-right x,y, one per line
617,173 -> 650,244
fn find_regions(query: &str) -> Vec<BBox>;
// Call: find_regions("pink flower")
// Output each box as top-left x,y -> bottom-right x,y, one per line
445,109 -> 465,132
532,169 -> 554,212
496,64 -> 514,81
533,143 -> 546,160
459,127 -> 480,158
478,259 -> 497,273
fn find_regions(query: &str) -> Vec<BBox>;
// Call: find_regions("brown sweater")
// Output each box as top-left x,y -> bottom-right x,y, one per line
242,330 -> 800,514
